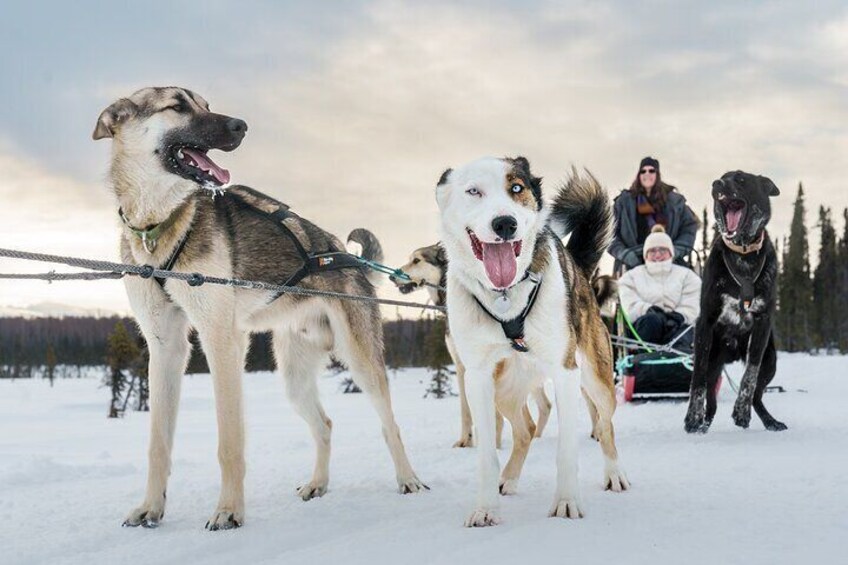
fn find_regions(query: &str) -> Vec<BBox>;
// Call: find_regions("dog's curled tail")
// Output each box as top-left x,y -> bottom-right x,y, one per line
592,275 -> 618,309
347,228 -> 385,287
550,167 -> 613,277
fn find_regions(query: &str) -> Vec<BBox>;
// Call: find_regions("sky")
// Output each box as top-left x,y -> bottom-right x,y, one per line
1,0 -> 846,315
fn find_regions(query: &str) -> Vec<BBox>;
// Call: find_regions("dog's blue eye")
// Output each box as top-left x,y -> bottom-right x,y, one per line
466,187 -> 481,196
511,184 -> 523,193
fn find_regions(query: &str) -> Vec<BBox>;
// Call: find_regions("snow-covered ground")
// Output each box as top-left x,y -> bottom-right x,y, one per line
1,353 -> 846,565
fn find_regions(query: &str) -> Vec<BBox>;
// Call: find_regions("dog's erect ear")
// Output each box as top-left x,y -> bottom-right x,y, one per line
437,168 -> 453,187
435,244 -> 448,266
92,98 -> 138,140
759,176 -> 780,197
511,156 -> 532,175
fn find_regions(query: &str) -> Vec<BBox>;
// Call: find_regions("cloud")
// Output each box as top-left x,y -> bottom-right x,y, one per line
0,148 -> 127,311
1,0 -> 847,313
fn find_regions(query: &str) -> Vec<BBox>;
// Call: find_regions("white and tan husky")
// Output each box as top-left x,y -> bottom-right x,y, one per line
435,156 -> 628,526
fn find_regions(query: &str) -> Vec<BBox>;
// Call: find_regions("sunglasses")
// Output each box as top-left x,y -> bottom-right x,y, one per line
640,168 -> 657,174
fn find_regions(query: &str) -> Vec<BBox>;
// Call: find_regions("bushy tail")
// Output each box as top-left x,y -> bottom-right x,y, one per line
591,274 -> 618,309
347,228 -> 385,286
550,167 -> 613,277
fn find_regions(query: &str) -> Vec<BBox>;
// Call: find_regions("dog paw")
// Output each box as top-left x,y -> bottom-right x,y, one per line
732,404 -> 752,429
764,419 -> 788,432
452,434 -> 474,448
296,480 -> 328,501
604,466 -> 630,492
549,497 -> 584,519
205,508 -> 243,531
684,410 -> 711,433
464,508 -> 501,527
122,501 -> 164,529
499,478 -> 519,496
398,475 -> 430,494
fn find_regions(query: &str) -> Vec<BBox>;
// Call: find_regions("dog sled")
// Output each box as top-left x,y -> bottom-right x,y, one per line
611,306 -> 722,402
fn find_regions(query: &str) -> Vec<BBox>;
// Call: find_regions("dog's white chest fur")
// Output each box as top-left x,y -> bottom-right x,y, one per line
718,293 -> 765,326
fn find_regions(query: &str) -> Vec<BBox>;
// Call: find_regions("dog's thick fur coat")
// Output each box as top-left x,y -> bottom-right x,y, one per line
436,157 -> 628,526
94,87 -> 425,530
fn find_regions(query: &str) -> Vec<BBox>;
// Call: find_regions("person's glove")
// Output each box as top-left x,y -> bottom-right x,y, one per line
647,305 -> 665,316
667,311 -> 685,326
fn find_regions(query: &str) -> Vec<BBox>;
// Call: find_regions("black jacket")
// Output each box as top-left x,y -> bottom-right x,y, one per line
609,189 -> 698,272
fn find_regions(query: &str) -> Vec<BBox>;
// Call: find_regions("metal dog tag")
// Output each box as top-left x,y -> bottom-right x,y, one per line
492,293 -> 512,316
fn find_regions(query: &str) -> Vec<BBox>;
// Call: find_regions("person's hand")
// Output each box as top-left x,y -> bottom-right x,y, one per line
667,311 -> 685,325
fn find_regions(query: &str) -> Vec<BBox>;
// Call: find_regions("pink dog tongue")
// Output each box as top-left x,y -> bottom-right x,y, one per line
726,209 -> 742,232
183,148 -> 231,185
482,242 -> 517,289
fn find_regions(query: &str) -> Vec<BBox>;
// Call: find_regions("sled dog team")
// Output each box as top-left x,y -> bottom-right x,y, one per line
93,87 -> 784,530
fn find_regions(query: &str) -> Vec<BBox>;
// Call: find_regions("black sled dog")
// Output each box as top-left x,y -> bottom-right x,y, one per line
684,171 -> 786,434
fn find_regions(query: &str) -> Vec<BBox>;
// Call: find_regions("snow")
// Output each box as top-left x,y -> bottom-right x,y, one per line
1,353 -> 846,565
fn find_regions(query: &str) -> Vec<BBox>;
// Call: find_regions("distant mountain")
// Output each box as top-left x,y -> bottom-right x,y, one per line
0,302 -> 121,319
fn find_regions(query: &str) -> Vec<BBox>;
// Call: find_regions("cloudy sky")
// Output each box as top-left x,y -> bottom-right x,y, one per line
1,0 -> 846,315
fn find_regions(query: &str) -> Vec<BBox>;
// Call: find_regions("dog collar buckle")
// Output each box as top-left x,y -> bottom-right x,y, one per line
141,232 -> 157,254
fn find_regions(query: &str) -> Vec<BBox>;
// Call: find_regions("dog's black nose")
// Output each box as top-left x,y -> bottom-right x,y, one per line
228,118 -> 248,135
492,215 -> 518,240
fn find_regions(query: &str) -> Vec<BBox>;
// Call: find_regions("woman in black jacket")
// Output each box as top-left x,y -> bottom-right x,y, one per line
609,156 -> 698,272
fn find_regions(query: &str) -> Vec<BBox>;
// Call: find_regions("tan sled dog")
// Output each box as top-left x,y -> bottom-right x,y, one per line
93,87 -> 425,530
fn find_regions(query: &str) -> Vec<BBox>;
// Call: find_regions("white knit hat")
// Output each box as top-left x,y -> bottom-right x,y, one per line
643,225 -> 674,259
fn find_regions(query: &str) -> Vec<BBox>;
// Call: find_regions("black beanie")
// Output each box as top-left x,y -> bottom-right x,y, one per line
639,156 -> 659,171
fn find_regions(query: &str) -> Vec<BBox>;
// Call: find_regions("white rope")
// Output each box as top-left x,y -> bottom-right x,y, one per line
0,247 -> 445,313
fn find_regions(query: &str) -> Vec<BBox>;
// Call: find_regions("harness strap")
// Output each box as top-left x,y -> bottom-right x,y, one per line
226,190 -> 371,302
721,237 -> 768,312
474,273 -> 542,352
154,226 -> 193,289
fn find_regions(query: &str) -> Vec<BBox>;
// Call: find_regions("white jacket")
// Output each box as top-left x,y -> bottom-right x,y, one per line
618,261 -> 702,325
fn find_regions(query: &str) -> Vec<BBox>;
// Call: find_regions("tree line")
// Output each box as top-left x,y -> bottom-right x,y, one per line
0,316 -> 450,379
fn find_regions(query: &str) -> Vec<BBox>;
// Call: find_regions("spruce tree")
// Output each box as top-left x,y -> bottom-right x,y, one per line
812,206 -> 839,351
777,184 -> 813,352
106,321 -> 139,418
838,209 -> 848,352
699,206 -> 710,272
423,316 -> 455,399
45,343 -> 57,387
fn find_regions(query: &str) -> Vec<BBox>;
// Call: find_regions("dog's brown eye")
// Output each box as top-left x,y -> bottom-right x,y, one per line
169,103 -> 186,113
412,258 -> 420,264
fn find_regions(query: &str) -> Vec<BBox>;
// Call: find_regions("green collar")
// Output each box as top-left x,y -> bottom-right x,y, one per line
119,204 -> 185,254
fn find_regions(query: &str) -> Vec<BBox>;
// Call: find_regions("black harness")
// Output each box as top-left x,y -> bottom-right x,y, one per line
473,271 -> 543,353
721,237 -> 768,312
129,190 -> 368,296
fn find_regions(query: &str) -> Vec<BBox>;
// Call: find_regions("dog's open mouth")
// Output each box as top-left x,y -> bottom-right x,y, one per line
721,198 -> 746,236
467,228 -> 522,289
396,281 -> 419,294
170,146 -> 231,188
